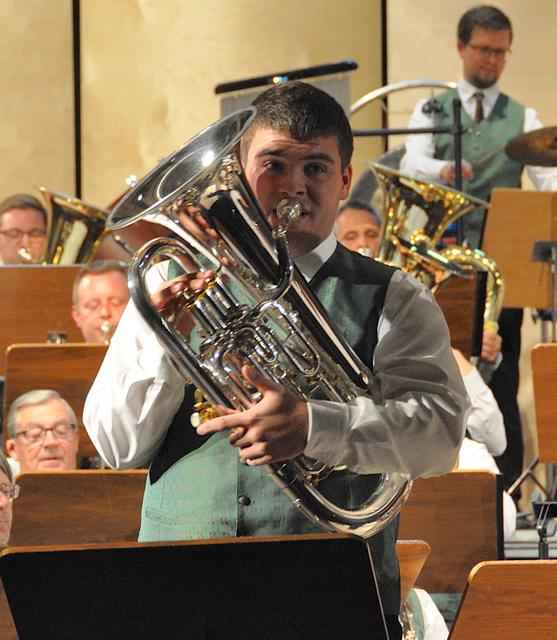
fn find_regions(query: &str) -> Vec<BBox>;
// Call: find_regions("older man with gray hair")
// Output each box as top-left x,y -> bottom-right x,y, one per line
5,390 -> 79,474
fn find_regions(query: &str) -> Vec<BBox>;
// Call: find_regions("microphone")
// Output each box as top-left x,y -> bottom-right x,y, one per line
421,98 -> 443,115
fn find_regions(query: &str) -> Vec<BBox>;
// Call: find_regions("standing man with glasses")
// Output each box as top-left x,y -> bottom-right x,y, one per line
400,5 -> 557,495
5,390 -> 79,475
0,450 -> 19,546
0,194 -> 48,264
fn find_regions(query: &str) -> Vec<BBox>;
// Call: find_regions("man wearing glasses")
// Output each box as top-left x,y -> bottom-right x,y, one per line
0,194 -> 47,264
400,5 -> 557,247
0,451 -> 18,547
4,390 -> 79,475
399,5 -> 557,496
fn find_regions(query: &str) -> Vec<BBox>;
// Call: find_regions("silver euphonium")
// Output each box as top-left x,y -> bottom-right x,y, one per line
108,108 -> 412,538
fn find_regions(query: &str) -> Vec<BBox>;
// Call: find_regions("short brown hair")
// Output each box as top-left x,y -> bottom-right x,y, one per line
0,194 -> 47,225
457,6 -> 512,44
72,259 -> 128,306
241,80 -> 353,170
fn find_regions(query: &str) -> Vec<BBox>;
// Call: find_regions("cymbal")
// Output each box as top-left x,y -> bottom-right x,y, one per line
505,126 -> 557,166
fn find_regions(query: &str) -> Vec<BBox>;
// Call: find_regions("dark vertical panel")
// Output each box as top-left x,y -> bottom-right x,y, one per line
72,0 -> 81,197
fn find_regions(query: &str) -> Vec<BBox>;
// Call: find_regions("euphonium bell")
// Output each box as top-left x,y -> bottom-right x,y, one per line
107,108 -> 412,539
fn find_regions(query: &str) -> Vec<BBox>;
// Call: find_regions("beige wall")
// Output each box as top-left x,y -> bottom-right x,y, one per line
387,0 -> 557,502
0,1 -> 75,201
81,0 -> 383,205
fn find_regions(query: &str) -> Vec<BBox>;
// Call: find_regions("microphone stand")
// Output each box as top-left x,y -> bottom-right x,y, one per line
353,97 -> 468,246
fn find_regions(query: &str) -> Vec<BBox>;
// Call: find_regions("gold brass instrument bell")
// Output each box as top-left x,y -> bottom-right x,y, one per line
18,187 -> 111,265
372,163 -> 505,346
372,163 -> 489,284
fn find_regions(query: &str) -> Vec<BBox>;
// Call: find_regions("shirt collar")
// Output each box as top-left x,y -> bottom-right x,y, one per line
294,231 -> 337,281
458,78 -> 500,116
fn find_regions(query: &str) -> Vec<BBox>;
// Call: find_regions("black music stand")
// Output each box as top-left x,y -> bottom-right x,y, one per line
0,535 -> 390,640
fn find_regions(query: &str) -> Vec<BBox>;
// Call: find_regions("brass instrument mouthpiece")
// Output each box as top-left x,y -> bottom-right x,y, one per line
100,321 -> 114,344
276,198 -> 302,222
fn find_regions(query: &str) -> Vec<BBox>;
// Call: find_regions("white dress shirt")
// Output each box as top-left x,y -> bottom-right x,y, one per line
461,366 -> 506,456
84,232 -> 468,479
400,78 -> 557,192
412,588 -> 449,640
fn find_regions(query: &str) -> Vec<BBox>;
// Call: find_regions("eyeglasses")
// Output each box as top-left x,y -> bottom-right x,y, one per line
15,423 -> 77,445
467,43 -> 511,60
0,228 -> 46,240
0,483 -> 20,501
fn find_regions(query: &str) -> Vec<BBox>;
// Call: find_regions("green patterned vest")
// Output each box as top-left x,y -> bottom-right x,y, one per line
434,89 -> 525,248
400,590 -> 426,640
139,243 -> 401,614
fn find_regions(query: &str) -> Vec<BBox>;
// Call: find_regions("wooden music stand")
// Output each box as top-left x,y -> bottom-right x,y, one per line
9,470 -> 147,546
3,343 -> 107,459
449,560 -> 557,639
510,343 -> 557,500
0,583 -> 17,640
482,188 -> 557,309
396,539 -> 431,603
531,344 -> 557,467
398,471 -> 503,594
0,535 -> 389,640
435,270 -> 484,359
0,266 -> 83,376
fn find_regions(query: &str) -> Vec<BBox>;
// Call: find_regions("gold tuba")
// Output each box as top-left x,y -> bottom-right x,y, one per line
107,108 -> 412,539
372,164 -> 505,352
372,164 -> 489,282
31,187 -> 111,264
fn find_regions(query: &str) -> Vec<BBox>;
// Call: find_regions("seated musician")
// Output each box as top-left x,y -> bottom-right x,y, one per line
336,201 -> 381,257
84,80 -> 469,640
0,450 -> 18,547
0,194 -> 47,265
5,390 -> 79,476
71,259 -> 130,343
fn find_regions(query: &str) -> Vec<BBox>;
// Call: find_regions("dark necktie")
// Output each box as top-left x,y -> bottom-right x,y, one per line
473,91 -> 485,123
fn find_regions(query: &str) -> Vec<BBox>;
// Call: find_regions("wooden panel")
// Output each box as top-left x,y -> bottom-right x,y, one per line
0,581 -> 17,640
531,343 -> 557,464
396,539 -> 431,603
4,344 -> 107,459
450,560 -> 557,639
9,470 -> 147,547
399,471 -> 502,593
483,188 -> 557,309
0,266 -> 83,376
435,272 -> 481,359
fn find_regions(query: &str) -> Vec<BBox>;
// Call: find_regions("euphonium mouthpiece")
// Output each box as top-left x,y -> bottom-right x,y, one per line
275,198 -> 302,236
